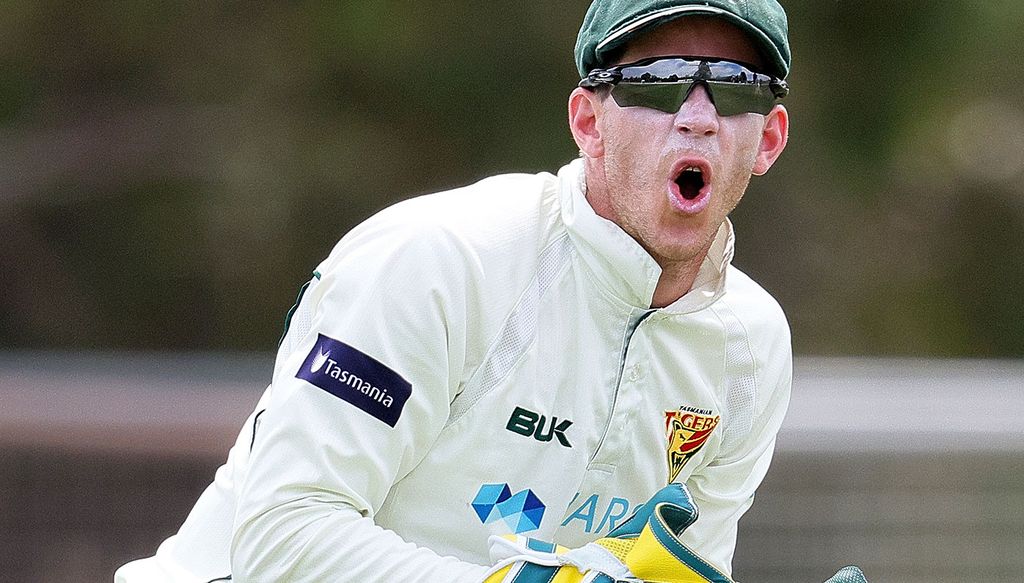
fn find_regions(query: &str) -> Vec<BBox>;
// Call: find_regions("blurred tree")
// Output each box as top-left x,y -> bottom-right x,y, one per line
1,0 -> 1022,356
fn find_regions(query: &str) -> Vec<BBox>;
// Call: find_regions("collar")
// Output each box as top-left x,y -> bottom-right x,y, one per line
557,158 -> 734,314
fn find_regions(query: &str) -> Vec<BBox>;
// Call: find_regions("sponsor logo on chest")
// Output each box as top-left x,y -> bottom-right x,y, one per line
560,492 -> 640,535
471,483 -> 547,534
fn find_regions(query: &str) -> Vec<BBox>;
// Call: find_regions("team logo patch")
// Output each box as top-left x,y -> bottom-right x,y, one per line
471,483 -> 546,534
664,406 -> 720,483
296,334 -> 412,427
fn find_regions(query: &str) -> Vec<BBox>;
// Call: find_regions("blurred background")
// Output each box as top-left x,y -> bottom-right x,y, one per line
1,1 -> 1022,582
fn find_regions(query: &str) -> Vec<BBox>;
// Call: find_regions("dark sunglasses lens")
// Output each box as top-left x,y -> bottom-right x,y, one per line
610,83 -> 692,114
611,81 -> 776,116
707,81 -> 777,116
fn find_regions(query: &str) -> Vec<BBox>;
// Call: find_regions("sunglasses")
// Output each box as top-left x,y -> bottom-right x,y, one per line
579,56 -> 789,116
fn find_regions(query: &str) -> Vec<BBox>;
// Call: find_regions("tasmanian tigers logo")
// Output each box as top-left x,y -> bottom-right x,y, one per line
664,407 -> 720,483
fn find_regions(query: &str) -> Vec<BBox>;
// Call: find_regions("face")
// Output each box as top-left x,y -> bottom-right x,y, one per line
570,16 -> 788,272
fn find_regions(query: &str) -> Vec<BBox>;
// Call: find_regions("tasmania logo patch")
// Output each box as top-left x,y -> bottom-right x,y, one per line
296,334 -> 412,427
664,406 -> 720,483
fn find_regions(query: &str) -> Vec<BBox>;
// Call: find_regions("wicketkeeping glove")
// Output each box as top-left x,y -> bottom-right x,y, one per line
481,483 -> 870,583
822,566 -> 869,583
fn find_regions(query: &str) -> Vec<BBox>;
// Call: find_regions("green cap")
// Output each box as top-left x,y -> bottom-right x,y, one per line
575,0 -> 791,79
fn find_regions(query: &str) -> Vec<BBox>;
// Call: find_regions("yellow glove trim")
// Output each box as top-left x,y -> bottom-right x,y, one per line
483,565 -> 512,583
593,537 -> 637,561
624,522 -> 713,583
550,567 -> 588,583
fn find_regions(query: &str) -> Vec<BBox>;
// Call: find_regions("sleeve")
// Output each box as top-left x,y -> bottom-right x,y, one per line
678,312 -> 793,575
230,215 -> 490,583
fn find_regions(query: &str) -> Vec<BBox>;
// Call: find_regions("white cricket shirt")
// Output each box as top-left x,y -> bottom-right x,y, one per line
115,159 -> 791,583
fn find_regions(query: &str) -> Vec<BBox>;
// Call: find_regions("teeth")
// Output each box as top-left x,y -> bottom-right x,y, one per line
684,166 -> 702,173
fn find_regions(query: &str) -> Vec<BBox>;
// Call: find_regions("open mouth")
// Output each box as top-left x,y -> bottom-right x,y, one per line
675,166 -> 706,200
668,160 -> 712,215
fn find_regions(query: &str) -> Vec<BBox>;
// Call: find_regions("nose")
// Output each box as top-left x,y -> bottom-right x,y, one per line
674,84 -> 719,136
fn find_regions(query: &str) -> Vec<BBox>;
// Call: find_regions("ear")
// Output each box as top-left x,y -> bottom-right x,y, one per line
752,104 -> 789,176
568,88 -> 605,158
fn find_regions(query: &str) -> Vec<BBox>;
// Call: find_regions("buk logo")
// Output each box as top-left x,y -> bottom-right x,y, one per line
506,406 -> 572,448
310,347 -> 330,373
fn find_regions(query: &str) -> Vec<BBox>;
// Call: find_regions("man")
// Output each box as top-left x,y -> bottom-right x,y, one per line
117,1 -> 862,581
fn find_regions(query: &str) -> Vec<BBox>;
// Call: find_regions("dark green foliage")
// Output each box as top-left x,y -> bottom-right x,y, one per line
2,1 -> 1022,355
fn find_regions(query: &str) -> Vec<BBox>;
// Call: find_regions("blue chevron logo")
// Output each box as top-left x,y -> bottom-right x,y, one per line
471,483 -> 546,534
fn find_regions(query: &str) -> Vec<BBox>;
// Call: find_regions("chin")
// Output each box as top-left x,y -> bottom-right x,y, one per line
658,227 -> 716,263
652,239 -> 705,265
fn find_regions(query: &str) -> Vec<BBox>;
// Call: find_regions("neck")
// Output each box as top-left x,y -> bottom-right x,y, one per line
581,159 -> 717,309
649,248 -> 708,308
